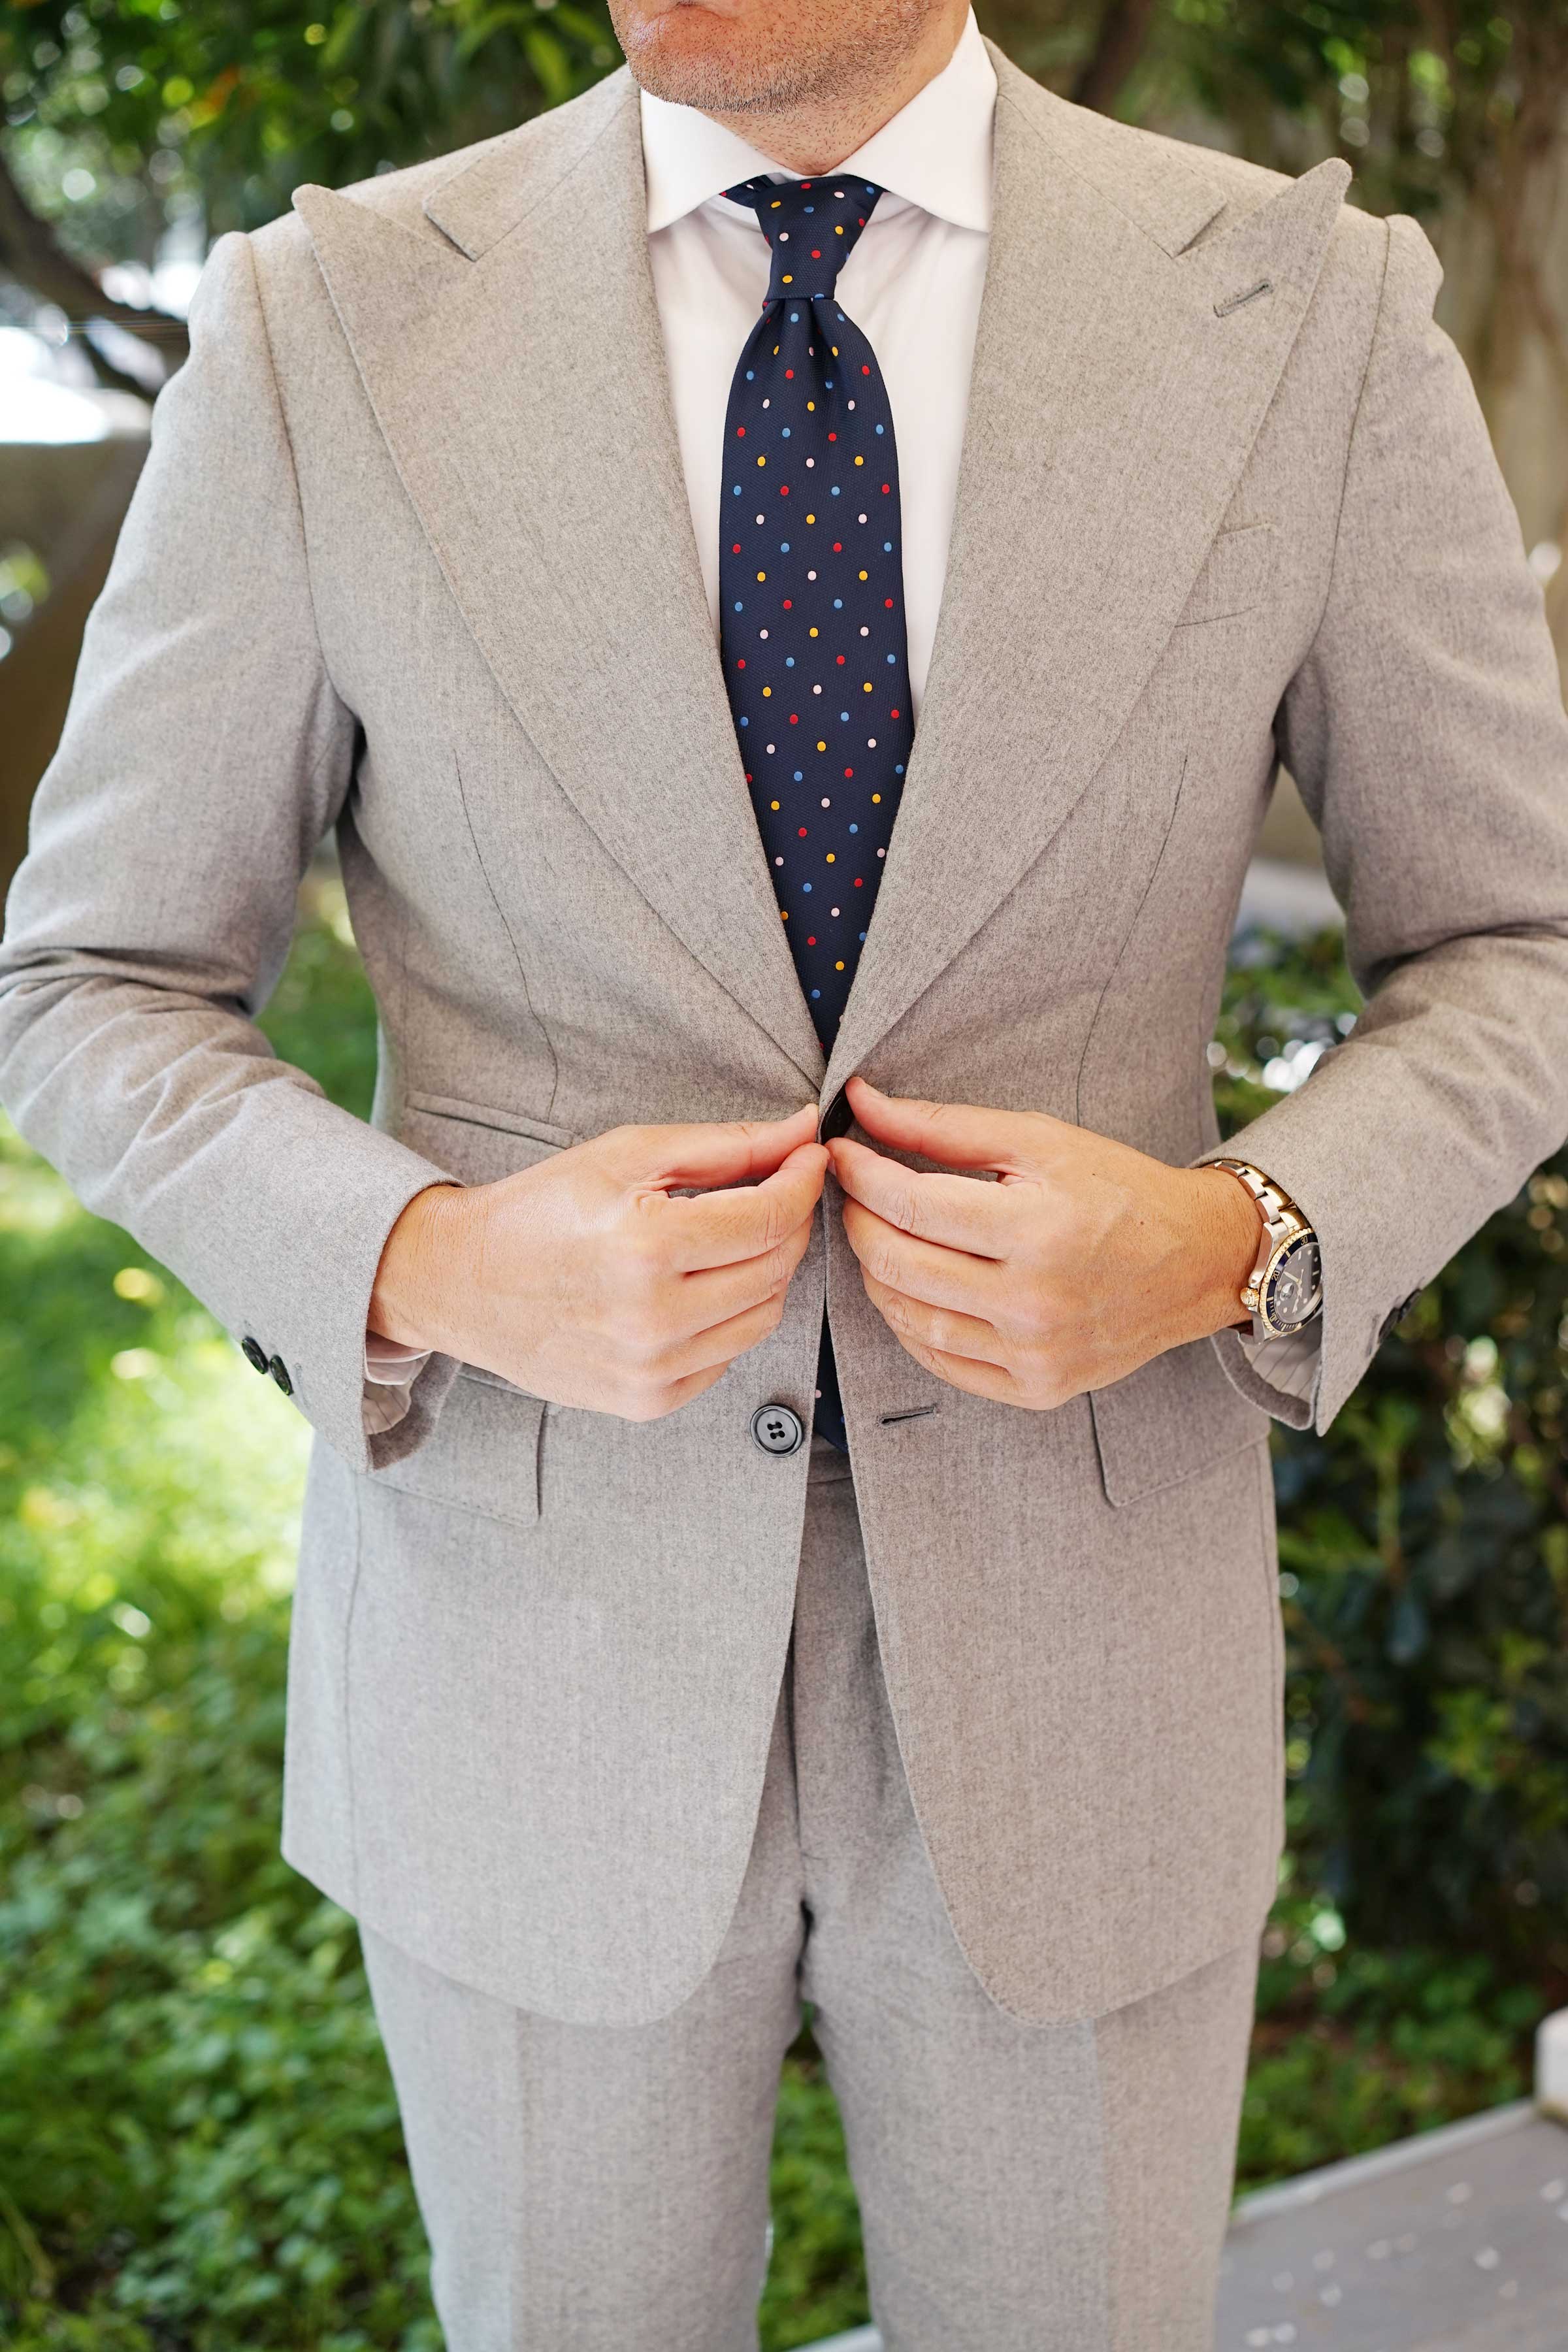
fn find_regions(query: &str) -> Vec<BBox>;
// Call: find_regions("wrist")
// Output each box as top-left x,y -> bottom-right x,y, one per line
369,1181 -> 468,1353
1188,1164 -> 1264,1337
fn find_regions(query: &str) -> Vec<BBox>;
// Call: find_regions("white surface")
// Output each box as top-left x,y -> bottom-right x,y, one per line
1535,2006 -> 1568,2120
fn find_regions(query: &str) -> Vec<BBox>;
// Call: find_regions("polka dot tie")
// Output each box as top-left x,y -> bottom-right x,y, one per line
718,174 -> 914,1450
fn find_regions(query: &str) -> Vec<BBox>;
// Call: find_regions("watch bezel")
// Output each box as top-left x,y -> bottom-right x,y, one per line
1255,1229 -> 1323,1338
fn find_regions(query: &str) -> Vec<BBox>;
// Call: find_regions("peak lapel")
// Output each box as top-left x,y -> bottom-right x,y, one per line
821,61 -> 1350,1105
293,73 -> 825,1091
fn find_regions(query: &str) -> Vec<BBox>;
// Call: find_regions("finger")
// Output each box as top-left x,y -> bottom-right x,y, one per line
843,1075 -> 1073,1175
657,1290 -> 791,1380
839,1195 -> 1005,1315
613,1103 -> 822,1192
830,1134 -> 1010,1253
880,1324 -> 1023,1404
657,1141 -> 828,1272
859,1267 -> 1009,1369
676,1209 -> 815,1325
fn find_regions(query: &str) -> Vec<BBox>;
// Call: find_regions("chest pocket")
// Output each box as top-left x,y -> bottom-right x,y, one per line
1175,523 -> 1278,627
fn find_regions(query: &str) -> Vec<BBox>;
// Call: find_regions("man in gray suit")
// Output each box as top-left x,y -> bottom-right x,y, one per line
5,0 -> 1568,2338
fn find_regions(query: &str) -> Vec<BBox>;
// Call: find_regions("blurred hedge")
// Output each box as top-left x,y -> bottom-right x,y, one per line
0,879 -> 1563,2347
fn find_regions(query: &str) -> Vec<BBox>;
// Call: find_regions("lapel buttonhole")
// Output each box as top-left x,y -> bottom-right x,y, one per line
1214,277 -> 1274,318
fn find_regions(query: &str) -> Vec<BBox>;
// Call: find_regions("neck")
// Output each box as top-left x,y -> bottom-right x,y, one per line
700,7 -> 968,176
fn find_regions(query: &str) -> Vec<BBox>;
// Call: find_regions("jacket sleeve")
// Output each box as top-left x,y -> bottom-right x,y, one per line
0,228 -> 461,1473
1197,210 -> 1568,1434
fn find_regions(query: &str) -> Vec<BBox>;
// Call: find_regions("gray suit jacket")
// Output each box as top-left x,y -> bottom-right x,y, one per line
5,46 -> 1567,2027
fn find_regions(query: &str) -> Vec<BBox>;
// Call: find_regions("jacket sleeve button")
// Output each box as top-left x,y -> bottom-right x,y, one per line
751,1402 -> 804,1456
268,1354 -> 294,1397
240,1336 -> 269,1374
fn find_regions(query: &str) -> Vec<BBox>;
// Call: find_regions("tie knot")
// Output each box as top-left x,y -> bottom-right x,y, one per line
722,172 -> 883,304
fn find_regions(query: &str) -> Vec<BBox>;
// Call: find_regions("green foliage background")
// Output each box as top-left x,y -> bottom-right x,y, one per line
1,880 -> 1564,2346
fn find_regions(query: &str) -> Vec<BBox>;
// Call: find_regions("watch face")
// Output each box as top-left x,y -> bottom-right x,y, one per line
1264,1235 -> 1322,1333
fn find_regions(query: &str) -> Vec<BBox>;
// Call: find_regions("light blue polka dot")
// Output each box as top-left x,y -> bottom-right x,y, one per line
894,762 -> 904,775
886,654 -> 895,664
858,929 -> 867,942
732,485 -> 742,496
739,716 -> 749,727
745,370 -> 755,381
840,710 -> 849,721
802,882 -> 813,893
733,601 -> 743,611
780,542 -> 791,553
794,771 -> 803,781
785,657 -> 795,668
830,487 -> 841,497
875,424 -> 884,435
811,987 -> 820,998
790,311 -> 800,321
781,427 -> 791,439
883,541 -> 892,552
849,823 -> 858,834
825,379 -> 834,389
833,598 -> 843,610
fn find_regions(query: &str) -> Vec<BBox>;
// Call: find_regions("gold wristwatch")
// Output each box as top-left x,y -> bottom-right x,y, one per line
1210,1158 -> 1323,1341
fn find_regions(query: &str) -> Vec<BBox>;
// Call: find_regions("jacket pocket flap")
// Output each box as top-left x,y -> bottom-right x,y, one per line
365,1369 -> 545,1527
1090,1335 -> 1269,1507
1175,523 -> 1277,627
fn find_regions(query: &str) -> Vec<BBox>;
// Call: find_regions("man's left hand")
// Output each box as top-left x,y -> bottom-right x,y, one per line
826,1075 -> 1264,1409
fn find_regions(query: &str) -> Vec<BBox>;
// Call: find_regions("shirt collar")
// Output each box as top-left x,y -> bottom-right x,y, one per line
640,7 -> 996,237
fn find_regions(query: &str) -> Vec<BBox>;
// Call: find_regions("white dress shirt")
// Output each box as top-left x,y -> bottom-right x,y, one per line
363,11 -> 1318,1418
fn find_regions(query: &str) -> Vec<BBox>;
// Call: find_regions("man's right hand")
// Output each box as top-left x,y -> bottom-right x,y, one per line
368,1104 -> 828,1420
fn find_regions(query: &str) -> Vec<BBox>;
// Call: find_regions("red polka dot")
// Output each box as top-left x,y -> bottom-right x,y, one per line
884,598 -> 894,608
785,369 -> 794,379
832,542 -> 842,553
828,433 -> 838,442
890,708 -> 900,719
882,484 -> 891,495
811,250 -> 821,259
854,877 -> 863,887
736,426 -> 746,436
780,485 -> 790,495
737,659 -> 745,669
844,768 -> 853,778
806,935 -> 817,945
798,827 -> 808,838
783,599 -> 793,609
836,655 -> 845,665
789,713 -> 799,723
861,365 -> 870,376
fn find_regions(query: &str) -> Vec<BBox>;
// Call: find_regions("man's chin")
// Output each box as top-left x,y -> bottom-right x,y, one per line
617,7 -> 807,112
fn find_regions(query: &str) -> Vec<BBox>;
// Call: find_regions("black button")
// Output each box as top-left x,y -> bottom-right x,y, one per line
750,1401 -> 804,1457
269,1354 -> 294,1397
240,1336 -> 269,1375
818,1087 -> 853,1143
1379,1289 -> 1422,1344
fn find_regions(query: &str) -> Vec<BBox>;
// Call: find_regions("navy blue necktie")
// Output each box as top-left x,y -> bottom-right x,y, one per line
717,173 -> 915,1450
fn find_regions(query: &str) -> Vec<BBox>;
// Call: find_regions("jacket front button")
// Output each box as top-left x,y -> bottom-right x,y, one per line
818,1087 -> 853,1143
751,1401 -> 804,1457
269,1354 -> 294,1397
240,1336 -> 269,1374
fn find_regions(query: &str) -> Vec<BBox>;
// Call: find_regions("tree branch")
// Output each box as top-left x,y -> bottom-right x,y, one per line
0,146 -> 188,375
1071,0 -> 1158,116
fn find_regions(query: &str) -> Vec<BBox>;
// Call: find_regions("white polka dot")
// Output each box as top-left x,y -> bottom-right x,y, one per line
868,738 -> 877,747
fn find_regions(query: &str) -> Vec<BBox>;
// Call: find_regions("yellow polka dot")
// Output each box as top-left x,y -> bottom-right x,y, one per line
809,627 -> 819,638
816,739 -> 826,749
863,681 -> 872,691
770,799 -> 780,809
835,959 -> 845,970
806,404 -> 815,414
762,685 -> 772,697
834,226 -> 844,236
771,200 -> 782,209
806,513 -> 815,523
872,792 -> 881,803
757,456 -> 766,467
854,455 -> 864,467
757,571 -> 766,581
858,570 -> 868,581
826,853 -> 836,864
783,274 -> 793,284
832,346 -> 840,355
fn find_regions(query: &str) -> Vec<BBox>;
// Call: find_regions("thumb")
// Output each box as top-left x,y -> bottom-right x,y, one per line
843,1075 -> 1065,1174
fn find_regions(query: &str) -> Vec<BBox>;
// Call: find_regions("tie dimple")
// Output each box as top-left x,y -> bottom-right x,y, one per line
717,174 -> 916,1448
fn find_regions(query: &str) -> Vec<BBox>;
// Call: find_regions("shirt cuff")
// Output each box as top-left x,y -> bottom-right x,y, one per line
1232,1315 -> 1322,1407
363,1330 -> 433,1439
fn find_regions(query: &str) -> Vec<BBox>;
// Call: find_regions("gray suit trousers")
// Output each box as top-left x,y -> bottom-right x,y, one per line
361,1437 -> 1259,2351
